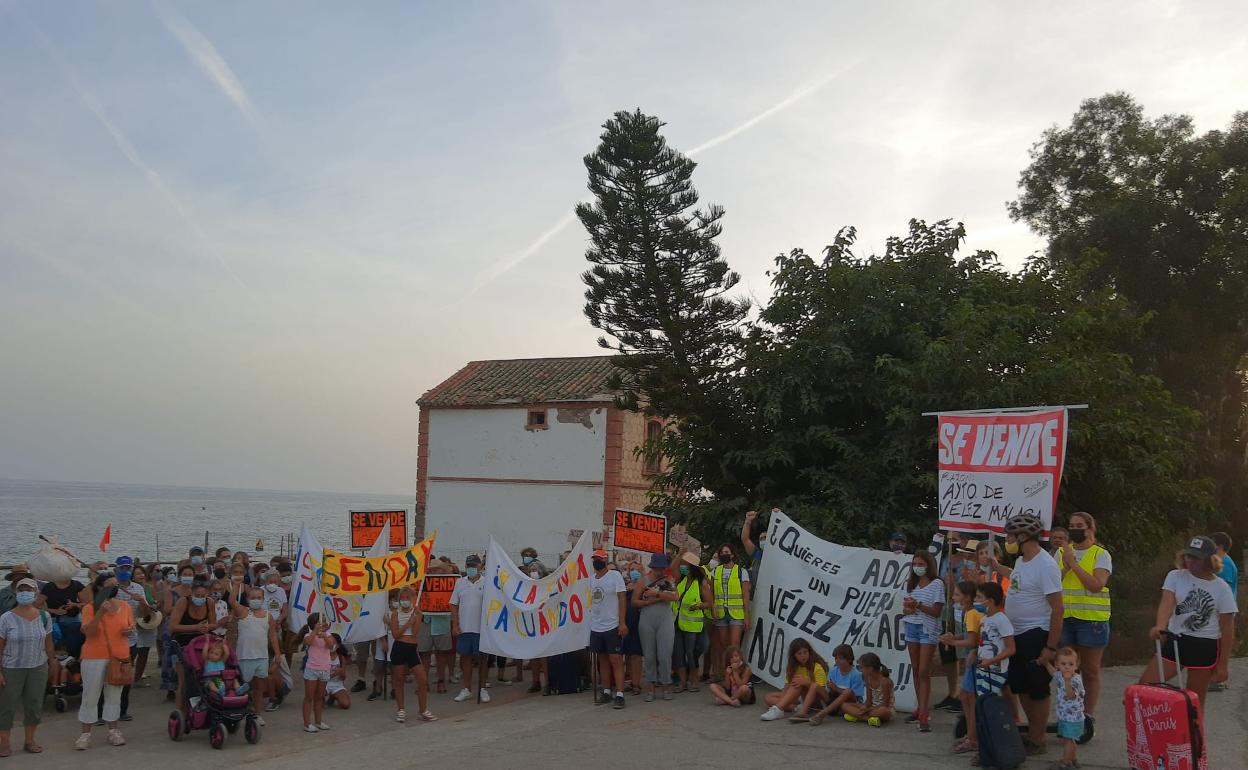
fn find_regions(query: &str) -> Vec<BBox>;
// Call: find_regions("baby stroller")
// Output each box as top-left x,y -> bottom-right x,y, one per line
168,634 -> 261,749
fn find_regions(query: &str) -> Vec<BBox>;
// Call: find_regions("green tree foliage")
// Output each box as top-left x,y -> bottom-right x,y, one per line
1009,93 -> 1248,519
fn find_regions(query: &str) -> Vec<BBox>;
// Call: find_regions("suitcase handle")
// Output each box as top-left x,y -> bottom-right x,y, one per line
1154,630 -> 1186,690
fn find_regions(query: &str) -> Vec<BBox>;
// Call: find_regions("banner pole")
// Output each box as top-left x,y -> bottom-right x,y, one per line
921,404 -> 1087,417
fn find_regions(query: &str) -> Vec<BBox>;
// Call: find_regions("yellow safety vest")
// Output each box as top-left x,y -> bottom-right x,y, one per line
711,564 -> 746,620
1061,544 -> 1112,621
674,577 -> 705,632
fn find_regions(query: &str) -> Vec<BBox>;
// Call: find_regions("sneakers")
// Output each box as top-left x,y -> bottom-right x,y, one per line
497,676 -> 512,684
395,709 -> 406,723
594,690 -> 609,705
264,699 -> 280,712
934,696 -> 959,711
527,682 -> 542,694
918,713 -> 931,733
256,716 -> 266,727
419,710 -> 438,722
453,688 -> 473,702
867,716 -> 883,728
74,734 -> 91,751
948,700 -> 963,714
367,691 -> 383,702
661,689 -> 673,701
905,712 -> 919,724
843,713 -> 860,723
351,679 -> 367,693
107,729 -> 126,746
479,688 -> 491,703
316,722 -> 330,731
304,724 -> 318,733
613,694 -> 625,709
760,705 -> 786,721
643,692 -> 655,703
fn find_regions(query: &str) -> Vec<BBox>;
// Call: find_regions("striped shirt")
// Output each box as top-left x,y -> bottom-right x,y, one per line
0,610 -> 52,669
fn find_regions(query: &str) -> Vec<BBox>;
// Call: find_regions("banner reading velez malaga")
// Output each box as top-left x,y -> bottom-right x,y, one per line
937,408 -> 1067,536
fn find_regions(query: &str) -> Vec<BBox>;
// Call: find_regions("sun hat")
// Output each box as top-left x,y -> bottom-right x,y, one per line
648,552 -> 669,570
680,552 -> 701,567
137,610 -> 165,630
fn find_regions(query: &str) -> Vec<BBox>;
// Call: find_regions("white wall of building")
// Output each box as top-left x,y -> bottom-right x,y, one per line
427,407 -> 606,481
425,480 -> 602,562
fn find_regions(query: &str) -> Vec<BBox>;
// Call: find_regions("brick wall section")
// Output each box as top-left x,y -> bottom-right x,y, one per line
414,407 -> 430,540
602,407 -> 624,527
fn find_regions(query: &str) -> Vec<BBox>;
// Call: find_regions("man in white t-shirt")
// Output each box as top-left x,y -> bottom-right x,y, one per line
1002,513 -> 1064,752
451,554 -> 489,704
588,549 -> 628,709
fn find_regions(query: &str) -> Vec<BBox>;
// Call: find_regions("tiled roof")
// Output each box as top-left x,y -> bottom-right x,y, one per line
418,356 -> 620,407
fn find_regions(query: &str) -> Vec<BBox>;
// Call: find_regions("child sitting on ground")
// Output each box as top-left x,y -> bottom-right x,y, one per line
939,581 -> 983,755
709,645 -> 755,707
841,653 -> 894,727
1044,647 -> 1085,770
804,644 -> 864,724
760,639 -> 828,721
203,637 -> 247,696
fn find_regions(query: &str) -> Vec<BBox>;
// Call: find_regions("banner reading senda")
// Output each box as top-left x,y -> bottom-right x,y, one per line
290,522 -> 389,644
479,531 -> 593,659
747,512 -> 916,713
937,408 -> 1067,536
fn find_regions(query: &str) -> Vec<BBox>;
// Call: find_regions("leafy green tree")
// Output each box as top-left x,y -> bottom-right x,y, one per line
1009,93 -> 1248,520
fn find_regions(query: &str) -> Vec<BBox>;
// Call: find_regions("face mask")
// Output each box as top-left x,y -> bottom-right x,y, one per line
265,584 -> 279,593
232,574 -> 244,582
180,576 -> 194,586
399,600 -> 412,610
529,570 -> 540,579
249,599 -> 264,610
281,575 -> 293,584
973,602 -> 987,613
116,570 -> 132,582
1069,529 -> 1088,544
912,565 -> 927,577
629,570 -> 642,583
191,556 -> 203,566
679,565 -> 690,576
466,567 -> 479,579
1005,541 -> 1020,555
211,592 -> 223,600
191,596 -> 207,606
16,591 -> 36,606
389,601 -> 399,610
522,556 -> 534,566
592,559 -> 606,571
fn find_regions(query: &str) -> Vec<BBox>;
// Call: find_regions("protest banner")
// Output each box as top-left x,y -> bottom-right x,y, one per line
936,408 -> 1067,535
350,509 -> 408,549
612,508 -> 666,553
321,534 -> 436,595
479,530 -> 593,659
420,574 -> 459,614
747,511 -> 915,713
290,522 -> 389,643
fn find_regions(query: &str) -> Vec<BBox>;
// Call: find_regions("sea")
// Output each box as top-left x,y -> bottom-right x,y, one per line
0,478 -> 414,568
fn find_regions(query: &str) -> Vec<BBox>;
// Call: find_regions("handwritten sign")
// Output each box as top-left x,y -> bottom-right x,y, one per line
321,534 -> 436,595
350,509 -> 408,550
480,531 -> 593,658
936,409 -> 1067,535
420,574 -> 459,613
612,509 -> 667,553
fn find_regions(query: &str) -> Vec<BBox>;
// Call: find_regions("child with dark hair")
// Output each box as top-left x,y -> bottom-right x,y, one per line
805,644 -> 864,725
842,653 -> 894,726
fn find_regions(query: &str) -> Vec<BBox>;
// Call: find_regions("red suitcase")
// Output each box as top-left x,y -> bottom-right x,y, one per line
1124,637 -> 1208,770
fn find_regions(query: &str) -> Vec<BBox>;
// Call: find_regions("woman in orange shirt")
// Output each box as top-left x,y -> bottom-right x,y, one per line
75,573 -> 134,752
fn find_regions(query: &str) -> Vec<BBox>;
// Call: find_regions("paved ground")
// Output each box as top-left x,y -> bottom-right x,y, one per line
5,659 -> 1248,769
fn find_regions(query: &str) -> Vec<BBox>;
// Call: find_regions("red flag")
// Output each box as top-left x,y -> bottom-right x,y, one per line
99,524 -> 112,553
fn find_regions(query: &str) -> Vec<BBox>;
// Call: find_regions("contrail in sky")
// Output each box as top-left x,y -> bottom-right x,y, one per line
472,63 -> 856,292
154,1 -> 259,124
11,6 -> 251,292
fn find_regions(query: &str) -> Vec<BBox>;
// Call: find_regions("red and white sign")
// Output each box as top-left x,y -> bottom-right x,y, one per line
936,409 -> 1067,535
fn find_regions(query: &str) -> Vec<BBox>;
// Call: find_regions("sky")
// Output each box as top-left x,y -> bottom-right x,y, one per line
2,1 -> 1245,495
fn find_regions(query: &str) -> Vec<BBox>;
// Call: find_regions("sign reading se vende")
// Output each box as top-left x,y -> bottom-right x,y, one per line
612,509 -> 667,553
350,509 -> 408,550
420,574 -> 459,613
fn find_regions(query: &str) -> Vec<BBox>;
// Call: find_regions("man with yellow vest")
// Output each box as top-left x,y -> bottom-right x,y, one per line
1058,511 -> 1112,744
672,553 -> 713,692
709,543 -> 751,680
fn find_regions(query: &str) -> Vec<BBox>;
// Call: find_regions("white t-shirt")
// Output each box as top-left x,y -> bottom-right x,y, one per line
262,585 -> 288,621
450,576 -> 486,634
1061,545 -> 1113,575
902,579 -> 945,636
589,569 -> 627,633
977,612 -> 1014,674
1006,549 -> 1063,634
1164,569 -> 1238,639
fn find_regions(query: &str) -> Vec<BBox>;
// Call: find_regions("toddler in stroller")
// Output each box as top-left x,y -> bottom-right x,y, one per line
168,634 -> 261,749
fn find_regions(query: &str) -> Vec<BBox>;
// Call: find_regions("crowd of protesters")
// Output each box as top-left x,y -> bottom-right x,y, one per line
0,509 -> 1240,763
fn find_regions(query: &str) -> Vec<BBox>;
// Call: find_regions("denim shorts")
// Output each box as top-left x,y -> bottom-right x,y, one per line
1057,720 -> 1084,740
302,667 -> 330,682
713,616 -> 745,628
1059,618 -> 1110,649
456,631 -> 481,657
961,662 -> 977,693
239,658 -> 268,682
903,622 -> 939,646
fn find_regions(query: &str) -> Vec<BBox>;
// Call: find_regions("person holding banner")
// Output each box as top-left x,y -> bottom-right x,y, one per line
709,543 -> 749,681
1057,512 -> 1112,738
901,550 -> 944,733
631,553 -> 676,702
672,553 -> 712,693
387,586 -> 435,724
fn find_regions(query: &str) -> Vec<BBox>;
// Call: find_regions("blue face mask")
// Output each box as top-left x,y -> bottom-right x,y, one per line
191,596 -> 207,607
248,599 -> 264,610
522,556 -> 534,566
180,576 -> 194,586
191,556 -> 203,566
466,567 -> 479,579
973,602 -> 987,613
629,570 -> 642,583
16,591 -> 36,606
116,570 -> 132,582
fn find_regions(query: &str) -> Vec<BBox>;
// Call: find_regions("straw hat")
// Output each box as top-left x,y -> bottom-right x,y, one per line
680,552 -> 701,567
137,610 -> 165,630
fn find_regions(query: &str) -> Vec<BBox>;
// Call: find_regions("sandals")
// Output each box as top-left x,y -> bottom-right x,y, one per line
395,709 -> 406,723
951,737 -> 976,754
419,710 -> 437,722
808,714 -> 824,726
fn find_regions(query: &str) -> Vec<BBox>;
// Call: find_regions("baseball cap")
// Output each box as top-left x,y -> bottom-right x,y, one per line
15,577 -> 38,591
890,532 -> 907,542
1183,536 -> 1217,560
465,554 -> 482,566
592,549 -> 609,560
115,556 -> 135,567
189,546 -> 205,555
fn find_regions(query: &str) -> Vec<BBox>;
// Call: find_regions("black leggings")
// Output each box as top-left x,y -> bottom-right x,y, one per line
673,629 -> 708,671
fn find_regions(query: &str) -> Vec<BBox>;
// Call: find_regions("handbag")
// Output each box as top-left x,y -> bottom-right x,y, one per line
103,609 -> 136,686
